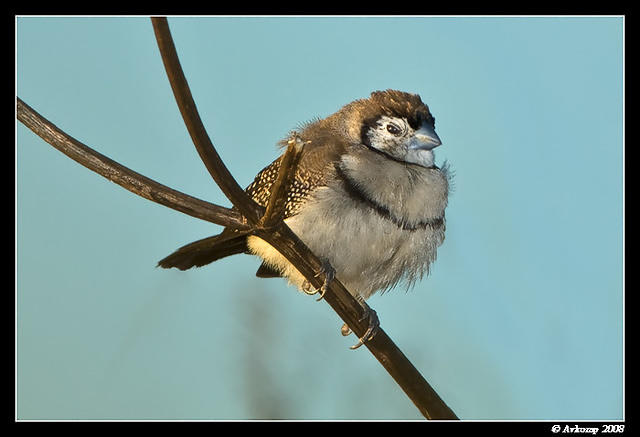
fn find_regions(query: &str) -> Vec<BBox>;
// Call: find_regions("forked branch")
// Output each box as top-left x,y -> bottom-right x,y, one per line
16,17 -> 458,420
16,98 -> 247,230
151,18 -> 263,226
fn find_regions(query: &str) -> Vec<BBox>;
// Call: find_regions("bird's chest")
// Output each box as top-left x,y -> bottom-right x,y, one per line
285,182 -> 445,298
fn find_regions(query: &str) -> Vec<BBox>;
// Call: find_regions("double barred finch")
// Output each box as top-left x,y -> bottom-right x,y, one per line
158,90 -> 451,345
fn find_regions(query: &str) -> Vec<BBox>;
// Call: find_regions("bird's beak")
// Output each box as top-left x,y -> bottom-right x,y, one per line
410,124 -> 442,150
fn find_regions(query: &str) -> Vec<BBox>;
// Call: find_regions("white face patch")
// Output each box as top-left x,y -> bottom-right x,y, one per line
366,116 -> 408,154
366,116 -> 436,168
405,148 -> 435,168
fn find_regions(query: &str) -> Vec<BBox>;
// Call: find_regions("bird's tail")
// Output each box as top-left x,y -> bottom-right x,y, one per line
157,229 -> 249,270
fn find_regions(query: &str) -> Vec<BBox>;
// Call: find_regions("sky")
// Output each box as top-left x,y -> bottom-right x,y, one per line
16,16 -> 624,420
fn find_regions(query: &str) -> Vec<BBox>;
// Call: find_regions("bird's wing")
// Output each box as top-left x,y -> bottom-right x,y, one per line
246,131 -> 347,218
247,132 -> 347,279
158,130 -> 346,272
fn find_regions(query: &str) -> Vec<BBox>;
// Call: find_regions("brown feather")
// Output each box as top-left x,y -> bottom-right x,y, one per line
157,89 -> 436,274
255,262 -> 282,278
157,230 -> 248,270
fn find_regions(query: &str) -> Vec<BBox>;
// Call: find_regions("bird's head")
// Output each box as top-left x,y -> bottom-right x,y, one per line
336,90 -> 442,168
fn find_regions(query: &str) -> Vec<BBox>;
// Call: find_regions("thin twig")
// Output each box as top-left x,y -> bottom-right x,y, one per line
259,135 -> 306,228
17,97 -> 248,230
151,17 -> 263,226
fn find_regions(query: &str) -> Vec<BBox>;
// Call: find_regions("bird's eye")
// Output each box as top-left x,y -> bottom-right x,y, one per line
386,123 -> 401,136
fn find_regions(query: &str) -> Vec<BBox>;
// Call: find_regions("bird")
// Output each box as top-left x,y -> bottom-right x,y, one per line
158,89 -> 451,348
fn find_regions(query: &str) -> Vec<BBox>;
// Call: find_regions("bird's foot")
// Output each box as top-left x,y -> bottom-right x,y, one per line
301,259 -> 335,301
341,323 -> 352,336
342,296 -> 380,350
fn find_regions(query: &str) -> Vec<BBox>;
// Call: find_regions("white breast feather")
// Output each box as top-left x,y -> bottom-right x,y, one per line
247,148 -> 450,299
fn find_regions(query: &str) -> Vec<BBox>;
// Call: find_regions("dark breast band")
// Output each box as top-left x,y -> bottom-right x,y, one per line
333,164 -> 444,232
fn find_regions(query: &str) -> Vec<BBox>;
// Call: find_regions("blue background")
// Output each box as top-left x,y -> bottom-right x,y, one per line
16,16 -> 624,420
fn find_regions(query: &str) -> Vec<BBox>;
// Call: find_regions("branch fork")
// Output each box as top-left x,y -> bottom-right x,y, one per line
16,17 -> 458,420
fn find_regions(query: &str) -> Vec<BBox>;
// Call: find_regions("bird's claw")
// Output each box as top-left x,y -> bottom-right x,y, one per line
350,308 -> 379,350
341,323 -> 352,336
343,298 -> 380,350
314,260 -> 335,301
301,259 -> 335,301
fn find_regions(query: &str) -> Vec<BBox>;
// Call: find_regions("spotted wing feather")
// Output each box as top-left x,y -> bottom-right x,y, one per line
159,130 -> 345,272
245,141 -> 339,218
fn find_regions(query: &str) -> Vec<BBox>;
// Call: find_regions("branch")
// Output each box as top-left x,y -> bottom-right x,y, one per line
17,97 -> 248,230
151,17 -> 263,226
151,17 -> 458,420
259,135 -> 306,228
16,18 -> 459,420
255,224 -> 458,419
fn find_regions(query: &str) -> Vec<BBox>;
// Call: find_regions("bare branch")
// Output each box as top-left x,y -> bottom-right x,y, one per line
17,97 -> 248,230
151,17 -> 263,226
15,17 -> 459,420
149,17 -> 458,420
255,225 -> 458,420
259,135 -> 306,228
